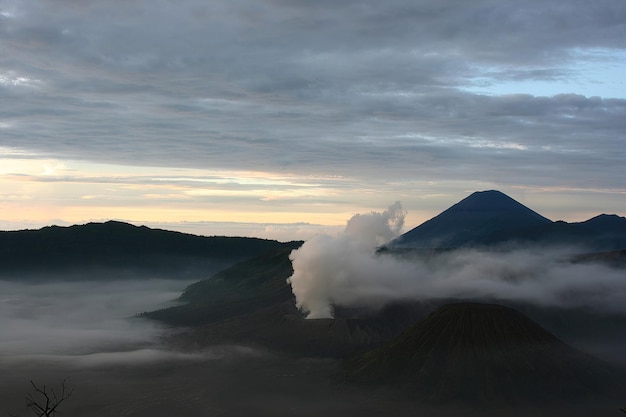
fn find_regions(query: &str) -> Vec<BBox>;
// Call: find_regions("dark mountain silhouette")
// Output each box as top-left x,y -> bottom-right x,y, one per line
388,190 -> 626,250
146,228 -> 626,360
0,221 -> 294,280
484,214 -> 626,250
144,243 -> 302,325
145,246 -> 445,356
389,190 -> 551,249
345,303 -> 623,405
163,298 -> 443,358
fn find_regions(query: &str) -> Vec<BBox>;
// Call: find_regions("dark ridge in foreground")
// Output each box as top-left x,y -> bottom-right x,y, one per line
147,245 -> 626,361
146,243 -> 441,357
144,243 -> 302,325
345,303 -> 622,405
165,299 -> 443,358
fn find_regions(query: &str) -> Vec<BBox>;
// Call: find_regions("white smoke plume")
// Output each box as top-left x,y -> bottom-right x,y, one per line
287,202 -> 407,318
287,203 -> 626,319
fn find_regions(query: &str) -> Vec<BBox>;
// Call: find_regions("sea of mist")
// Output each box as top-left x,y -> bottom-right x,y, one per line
0,223 -> 623,416
0,278 -> 202,365
0,276 -> 302,417
288,203 -> 626,319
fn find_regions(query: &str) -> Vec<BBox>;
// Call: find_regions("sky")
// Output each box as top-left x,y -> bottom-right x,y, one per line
1,0 -> 625,240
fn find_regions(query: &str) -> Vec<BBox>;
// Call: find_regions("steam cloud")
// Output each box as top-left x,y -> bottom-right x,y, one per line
287,203 -> 626,318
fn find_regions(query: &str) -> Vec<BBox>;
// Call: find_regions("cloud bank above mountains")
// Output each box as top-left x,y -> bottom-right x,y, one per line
0,1 -> 624,180
288,204 -> 626,318
1,0 -> 625,232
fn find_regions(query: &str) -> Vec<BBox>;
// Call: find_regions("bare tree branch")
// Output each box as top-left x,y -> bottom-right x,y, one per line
18,378 -> 74,417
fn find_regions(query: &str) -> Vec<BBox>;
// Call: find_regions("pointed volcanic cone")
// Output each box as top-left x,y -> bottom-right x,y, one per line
345,303 -> 621,405
388,190 -> 552,249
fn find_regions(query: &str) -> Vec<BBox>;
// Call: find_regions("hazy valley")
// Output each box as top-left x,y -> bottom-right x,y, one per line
1,191 -> 625,416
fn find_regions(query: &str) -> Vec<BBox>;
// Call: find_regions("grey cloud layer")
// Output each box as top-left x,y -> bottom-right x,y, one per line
1,0 -> 625,189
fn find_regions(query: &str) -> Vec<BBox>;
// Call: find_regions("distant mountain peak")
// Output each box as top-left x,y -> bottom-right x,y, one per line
445,190 -> 547,215
582,213 -> 625,224
389,190 -> 551,249
387,190 -> 626,250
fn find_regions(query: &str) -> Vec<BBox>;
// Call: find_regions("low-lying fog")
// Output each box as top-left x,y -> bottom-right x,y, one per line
2,204 -> 625,416
0,278 -> 281,416
2,277 -> 620,416
0,279 -> 185,359
0,277 -> 476,417
288,203 -> 626,319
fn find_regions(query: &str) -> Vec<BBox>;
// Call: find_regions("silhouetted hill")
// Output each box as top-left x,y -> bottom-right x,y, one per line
0,221 -> 294,280
145,245 -> 446,356
163,298 -> 443,357
388,191 -> 626,250
345,303 -> 622,405
389,190 -> 551,249
486,214 -> 626,250
144,242 -> 302,324
576,214 -> 626,247
146,237 -> 626,361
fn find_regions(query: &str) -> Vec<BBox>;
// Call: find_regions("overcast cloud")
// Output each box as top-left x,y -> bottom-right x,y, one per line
0,0 -> 625,232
